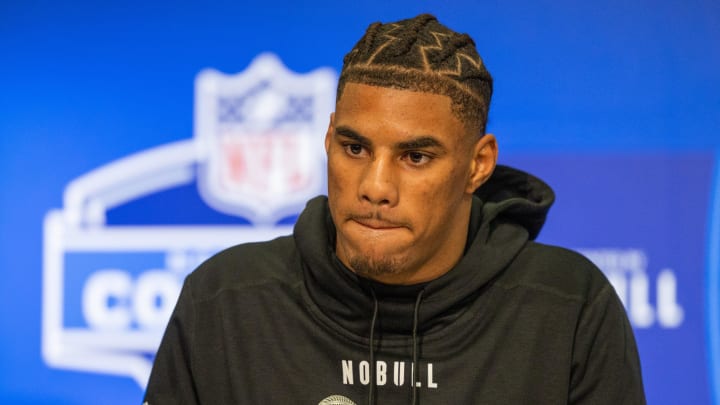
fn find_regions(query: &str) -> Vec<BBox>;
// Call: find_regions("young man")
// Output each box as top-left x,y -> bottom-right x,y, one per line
145,14 -> 645,404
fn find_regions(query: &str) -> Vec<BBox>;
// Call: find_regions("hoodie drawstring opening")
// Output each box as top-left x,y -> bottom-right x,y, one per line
366,286 -> 425,405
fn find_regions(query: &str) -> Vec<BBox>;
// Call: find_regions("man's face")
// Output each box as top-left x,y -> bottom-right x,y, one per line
325,83 -> 496,285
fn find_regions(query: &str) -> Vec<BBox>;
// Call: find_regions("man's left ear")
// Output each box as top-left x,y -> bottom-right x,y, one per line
466,134 -> 498,194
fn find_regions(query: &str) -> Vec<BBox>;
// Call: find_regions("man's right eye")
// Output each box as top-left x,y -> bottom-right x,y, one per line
344,144 -> 364,156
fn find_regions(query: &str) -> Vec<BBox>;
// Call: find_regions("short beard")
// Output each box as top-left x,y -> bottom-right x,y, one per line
348,255 -> 404,280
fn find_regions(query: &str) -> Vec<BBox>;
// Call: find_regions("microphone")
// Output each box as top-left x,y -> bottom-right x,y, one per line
318,395 -> 357,405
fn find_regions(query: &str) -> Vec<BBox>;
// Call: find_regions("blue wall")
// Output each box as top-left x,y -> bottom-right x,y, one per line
1,1 -> 719,403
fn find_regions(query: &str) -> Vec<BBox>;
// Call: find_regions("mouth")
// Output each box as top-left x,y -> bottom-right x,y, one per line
350,216 -> 404,230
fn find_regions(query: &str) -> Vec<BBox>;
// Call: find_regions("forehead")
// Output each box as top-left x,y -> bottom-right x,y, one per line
335,83 -> 467,139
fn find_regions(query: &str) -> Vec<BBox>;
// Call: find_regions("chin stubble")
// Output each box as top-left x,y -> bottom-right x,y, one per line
348,254 -> 405,279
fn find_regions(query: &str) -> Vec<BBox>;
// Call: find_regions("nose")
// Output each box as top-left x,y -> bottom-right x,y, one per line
358,156 -> 398,207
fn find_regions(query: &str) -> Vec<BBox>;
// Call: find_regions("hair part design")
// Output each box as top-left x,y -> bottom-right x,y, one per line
338,13 -> 493,136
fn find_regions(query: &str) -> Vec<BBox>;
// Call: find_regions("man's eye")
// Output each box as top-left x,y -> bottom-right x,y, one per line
406,152 -> 430,165
345,144 -> 364,155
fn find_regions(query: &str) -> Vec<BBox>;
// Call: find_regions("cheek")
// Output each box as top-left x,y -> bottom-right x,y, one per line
406,167 -> 468,220
326,163 -> 344,223
326,156 -> 353,203
445,163 -> 472,194
326,163 -> 341,199
419,167 -> 467,197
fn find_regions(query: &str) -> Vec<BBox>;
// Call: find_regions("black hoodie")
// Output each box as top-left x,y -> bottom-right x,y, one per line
144,165 -> 645,404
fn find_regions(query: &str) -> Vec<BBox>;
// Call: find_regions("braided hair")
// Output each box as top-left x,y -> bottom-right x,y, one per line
338,14 -> 493,136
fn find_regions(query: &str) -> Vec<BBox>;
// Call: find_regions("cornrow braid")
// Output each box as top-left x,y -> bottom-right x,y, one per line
338,13 -> 493,136
388,14 -> 435,58
358,22 -> 382,56
433,33 -> 473,65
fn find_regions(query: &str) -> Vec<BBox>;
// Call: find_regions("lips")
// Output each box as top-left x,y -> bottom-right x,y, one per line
350,215 -> 405,230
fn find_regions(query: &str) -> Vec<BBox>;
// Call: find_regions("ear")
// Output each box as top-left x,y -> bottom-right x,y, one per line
324,112 -> 335,153
465,133 -> 498,194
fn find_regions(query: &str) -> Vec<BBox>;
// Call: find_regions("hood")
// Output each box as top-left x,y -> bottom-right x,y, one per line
474,164 -> 555,241
295,164 -> 555,337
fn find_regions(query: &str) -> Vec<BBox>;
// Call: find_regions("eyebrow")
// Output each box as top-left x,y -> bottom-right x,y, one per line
397,137 -> 444,150
335,126 -> 372,146
335,125 -> 446,151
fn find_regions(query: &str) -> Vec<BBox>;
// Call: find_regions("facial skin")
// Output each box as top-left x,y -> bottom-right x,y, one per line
325,83 -> 498,285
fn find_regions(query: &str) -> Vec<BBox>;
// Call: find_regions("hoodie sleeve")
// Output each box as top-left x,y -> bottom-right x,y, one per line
569,283 -> 646,404
143,278 -> 200,404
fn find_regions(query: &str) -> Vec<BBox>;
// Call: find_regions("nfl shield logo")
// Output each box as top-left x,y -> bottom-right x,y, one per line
194,53 -> 336,224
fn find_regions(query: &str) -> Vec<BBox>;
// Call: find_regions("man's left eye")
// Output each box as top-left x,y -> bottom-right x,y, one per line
406,152 -> 430,165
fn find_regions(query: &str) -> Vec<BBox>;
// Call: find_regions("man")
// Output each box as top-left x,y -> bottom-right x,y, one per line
145,14 -> 645,404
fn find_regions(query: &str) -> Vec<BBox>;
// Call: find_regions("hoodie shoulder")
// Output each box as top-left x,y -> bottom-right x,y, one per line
497,241 -> 611,303
184,235 -> 300,301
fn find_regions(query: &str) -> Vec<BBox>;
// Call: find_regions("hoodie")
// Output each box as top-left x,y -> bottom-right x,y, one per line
144,165 -> 646,404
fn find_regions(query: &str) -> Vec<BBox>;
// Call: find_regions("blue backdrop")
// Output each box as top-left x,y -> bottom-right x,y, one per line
1,1 -> 719,404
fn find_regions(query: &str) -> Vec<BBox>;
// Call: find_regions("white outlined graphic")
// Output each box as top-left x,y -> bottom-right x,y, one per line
42,54 -> 337,388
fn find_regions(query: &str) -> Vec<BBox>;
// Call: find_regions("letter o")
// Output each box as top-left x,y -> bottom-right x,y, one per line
132,270 -> 181,329
82,269 -> 132,330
